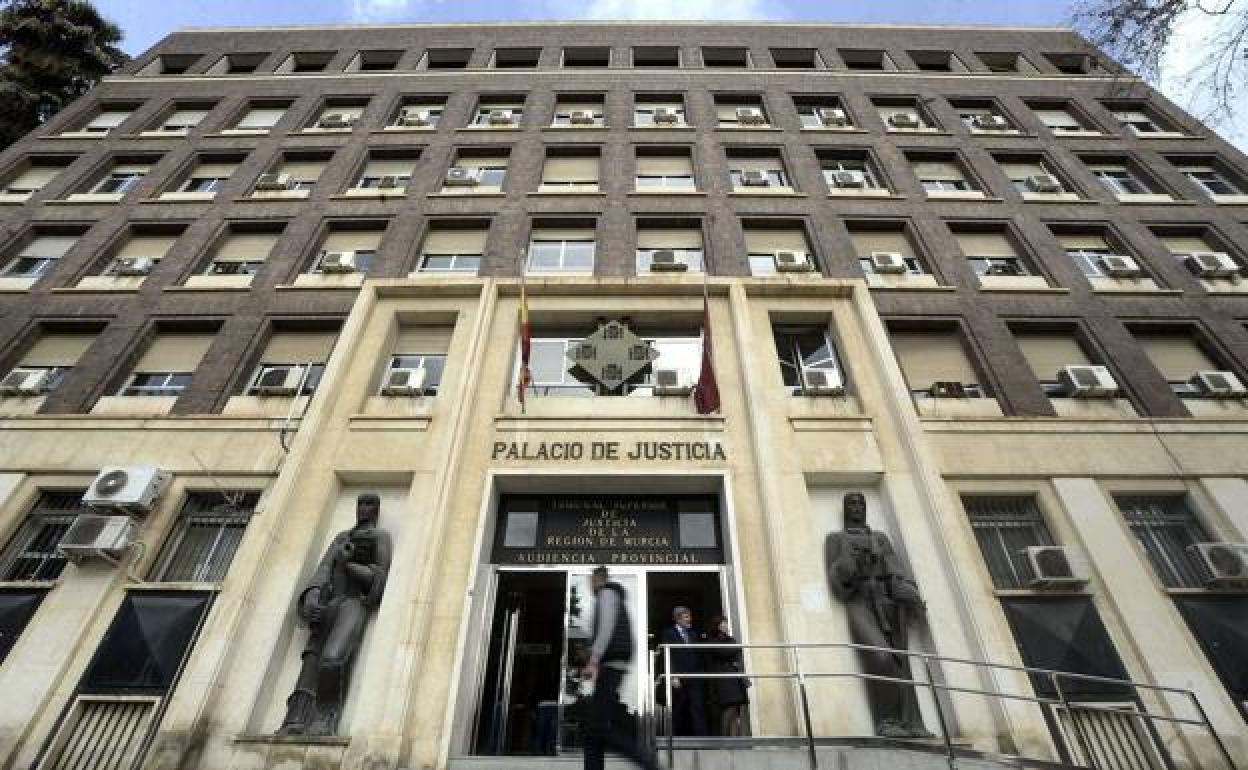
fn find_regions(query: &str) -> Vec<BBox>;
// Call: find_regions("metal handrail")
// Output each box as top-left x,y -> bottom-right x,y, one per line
647,640 -> 1239,770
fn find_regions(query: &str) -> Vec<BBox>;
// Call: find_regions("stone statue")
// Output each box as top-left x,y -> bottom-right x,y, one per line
278,493 -> 392,736
824,492 -> 932,739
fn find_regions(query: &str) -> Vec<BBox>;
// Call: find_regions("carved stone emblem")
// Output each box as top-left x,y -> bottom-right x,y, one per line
566,319 -> 659,391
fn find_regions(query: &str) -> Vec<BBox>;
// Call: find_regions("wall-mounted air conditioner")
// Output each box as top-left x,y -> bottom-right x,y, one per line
444,167 -> 481,186
488,109 -> 516,126
83,465 -> 171,513
317,113 -> 352,129
255,172 -> 293,191
397,109 -> 431,127
57,514 -> 137,563
735,107 -> 766,125
928,381 -> 968,398
819,108 -> 848,127
1058,365 -> 1119,398
831,170 -> 867,189
774,250 -> 814,272
569,110 -> 597,125
381,366 -> 426,396
870,251 -> 907,274
973,114 -> 1010,130
252,365 -> 303,396
0,367 -> 55,396
113,257 -> 156,276
319,251 -> 358,274
653,107 -> 680,125
1025,174 -> 1063,193
1020,545 -> 1089,589
1190,370 -> 1248,398
1188,542 -> 1248,586
649,250 -> 687,272
739,169 -> 770,187
1098,254 -> 1141,278
887,112 -> 920,128
653,368 -> 692,396
801,368 -> 843,395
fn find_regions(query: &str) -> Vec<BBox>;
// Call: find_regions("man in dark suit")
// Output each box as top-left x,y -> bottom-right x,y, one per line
659,605 -> 708,736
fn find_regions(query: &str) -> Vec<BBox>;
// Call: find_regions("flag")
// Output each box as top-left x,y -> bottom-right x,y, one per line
693,289 -> 720,415
516,281 -> 532,409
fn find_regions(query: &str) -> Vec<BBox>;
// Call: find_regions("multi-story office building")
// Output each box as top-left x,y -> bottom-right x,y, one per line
0,20 -> 1245,770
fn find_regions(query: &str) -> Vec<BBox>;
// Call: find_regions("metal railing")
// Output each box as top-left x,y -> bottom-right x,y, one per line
648,641 -> 1239,770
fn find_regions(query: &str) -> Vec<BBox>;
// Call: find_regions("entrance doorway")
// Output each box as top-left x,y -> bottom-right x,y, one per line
472,567 -> 728,756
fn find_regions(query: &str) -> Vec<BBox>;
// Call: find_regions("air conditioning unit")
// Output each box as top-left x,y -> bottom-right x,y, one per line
653,368 -> 692,396
488,109 -> 516,126
569,110 -> 597,125
819,107 -> 848,127
929,381 -> 968,398
397,109 -> 431,127
774,250 -> 814,273
1098,254 -> 1142,278
739,169 -> 770,187
319,251 -> 358,274
255,172 -> 293,191
444,167 -> 481,186
1188,542 -> 1248,586
317,113 -> 352,129
253,365 -> 303,395
985,262 -> 1023,276
831,170 -> 867,189
870,251 -> 908,274
0,367 -> 55,396
1059,365 -> 1119,398
649,249 -> 687,272
82,465 -> 171,513
381,366 -> 426,396
887,112 -> 920,128
1190,370 -> 1248,398
376,175 -> 400,189
1184,251 -> 1239,278
209,261 -> 247,275
56,514 -> 137,563
653,107 -> 680,125
113,257 -> 155,276
1020,545 -> 1089,589
736,107 -> 766,125
972,114 -> 1010,130
801,368 -> 843,395
1025,174 -> 1063,193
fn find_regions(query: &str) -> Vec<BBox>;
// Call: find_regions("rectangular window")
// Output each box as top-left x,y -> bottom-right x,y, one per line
80,109 -> 132,134
473,100 -> 524,126
773,327 -> 842,394
849,226 -> 927,276
385,325 -> 451,395
417,224 -> 486,273
0,490 -> 85,581
636,224 -> 704,273
391,101 -> 443,128
91,163 -> 150,195
539,153 -> 600,192
841,49 -> 892,70
876,101 -> 933,131
526,226 -> 595,273
355,156 -> 417,190
1112,108 -> 1170,135
955,230 -> 1028,276
206,227 -> 280,275
1088,163 -> 1159,196
913,158 -> 975,194
635,151 -> 695,190
1000,158 -> 1066,195
1177,164 -> 1243,197
728,154 -> 790,190
715,98 -> 769,128
4,162 -> 68,196
634,97 -> 686,127
1033,106 -> 1088,133
563,47 -> 609,68
891,329 -> 984,398
744,225 -> 812,276
1000,596 -> 1131,698
175,160 -> 238,195
524,334 -> 701,397
1135,331 -> 1221,396
1115,496 -> 1210,588
1056,232 -> 1117,278
106,231 -> 178,275
152,491 -> 258,582
120,332 -> 214,397
311,103 -> 365,130
1015,331 -> 1094,395
80,591 -> 212,694
247,328 -> 338,395
0,589 -> 45,662
8,330 -> 96,392
633,46 -> 679,67
1174,597 -> 1248,712
2,233 -> 79,277
795,98 -> 851,129
314,227 -> 383,273
159,107 -> 209,133
965,496 -> 1059,590
493,47 -> 540,69
821,155 -> 885,191
233,104 -> 288,132
444,152 -> 508,192
551,98 -> 605,127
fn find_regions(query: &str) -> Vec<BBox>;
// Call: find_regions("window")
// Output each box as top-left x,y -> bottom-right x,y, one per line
909,50 -> 962,72
246,327 -> 339,396
309,101 -> 366,131
912,156 -> 979,196
976,52 -> 1031,73
2,159 -> 71,197
998,156 -> 1070,197
279,51 -> 334,74
773,326 -> 843,394
208,52 -> 266,74
795,97 -> 851,129
727,151 -> 791,192
539,151 -> 600,192
771,48 -> 821,69
172,157 -> 239,196
1054,231 -> 1130,279
634,96 -> 686,127
952,100 -> 1014,132
703,47 -> 749,68
0,590 -> 44,663
1173,597 -> 1248,714
1115,496 -> 1211,588
635,149 -> 695,191
472,98 -> 524,127
1133,330 -> 1225,397
231,102 -> 289,133
443,151 -> 508,193
636,221 -> 704,273
389,99 -> 443,129
1046,52 -> 1098,74
385,325 -> 452,395
524,333 -> 701,397
103,229 -> 179,275
417,222 -> 486,273
744,223 -> 812,276
259,153 -> 331,194
204,226 -> 280,276
353,155 -> 417,191
849,223 -> 929,277
155,106 -> 210,134
1087,162 -> 1159,197
875,99 -> 935,131
563,47 -> 609,68
1173,161 -> 1246,198
119,330 -> 214,397
80,591 -> 211,694
821,153 -> 887,193
890,328 -> 985,399
1014,329 -> 1098,396
1028,102 -> 1095,134
139,54 -> 200,76
551,96 -> 605,127
526,225 -> 596,273
1111,106 -> 1176,135
840,49 -> 893,70
715,96 -> 769,128
1151,229 -> 1240,278
0,490 -> 84,581
349,49 -> 401,72
74,108 -> 133,135
424,48 -> 472,69
954,228 -> 1030,277
89,162 -> 151,195
312,226 -> 383,273
963,496 -> 1056,589
999,597 -> 1131,698
633,46 -> 679,67
493,47 -> 540,68
152,491 -> 259,582
4,328 -> 96,395
1,232 -> 79,278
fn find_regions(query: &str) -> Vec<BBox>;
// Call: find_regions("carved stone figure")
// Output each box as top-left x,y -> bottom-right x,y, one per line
824,492 -> 932,739
278,493 -> 392,736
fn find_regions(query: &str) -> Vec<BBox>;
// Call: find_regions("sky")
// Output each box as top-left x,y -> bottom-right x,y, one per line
93,0 -> 1244,150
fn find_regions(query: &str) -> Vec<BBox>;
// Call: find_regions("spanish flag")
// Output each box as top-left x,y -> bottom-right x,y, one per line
516,281 -> 532,409
693,287 -> 721,415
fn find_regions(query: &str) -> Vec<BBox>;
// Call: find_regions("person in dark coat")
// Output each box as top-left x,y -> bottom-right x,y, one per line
658,605 -> 708,737
704,615 -> 749,737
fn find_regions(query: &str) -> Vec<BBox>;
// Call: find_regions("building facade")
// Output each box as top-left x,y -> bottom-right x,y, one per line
0,21 -> 1245,770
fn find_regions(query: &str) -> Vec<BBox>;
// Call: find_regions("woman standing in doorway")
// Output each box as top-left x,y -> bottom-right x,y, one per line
705,615 -> 749,737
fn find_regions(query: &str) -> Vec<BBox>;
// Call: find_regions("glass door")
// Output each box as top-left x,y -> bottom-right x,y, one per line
558,569 -> 645,753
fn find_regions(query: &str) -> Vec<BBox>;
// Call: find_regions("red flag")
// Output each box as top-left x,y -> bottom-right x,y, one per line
516,281 -> 532,408
693,291 -> 720,415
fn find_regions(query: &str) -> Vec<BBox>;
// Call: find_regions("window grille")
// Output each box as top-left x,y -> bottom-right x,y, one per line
0,490 -> 85,581
151,491 -> 258,582
964,496 -> 1056,589
1115,496 -> 1210,588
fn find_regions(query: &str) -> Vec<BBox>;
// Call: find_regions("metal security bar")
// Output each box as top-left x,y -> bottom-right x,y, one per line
964,495 -> 1057,589
649,641 -> 1239,770
151,492 -> 258,582
1115,496 -> 1210,589
0,491 -> 86,581
38,695 -> 160,770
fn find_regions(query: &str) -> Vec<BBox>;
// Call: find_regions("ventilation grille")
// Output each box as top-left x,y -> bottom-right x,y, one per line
1054,703 -> 1165,770
40,695 -> 160,770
